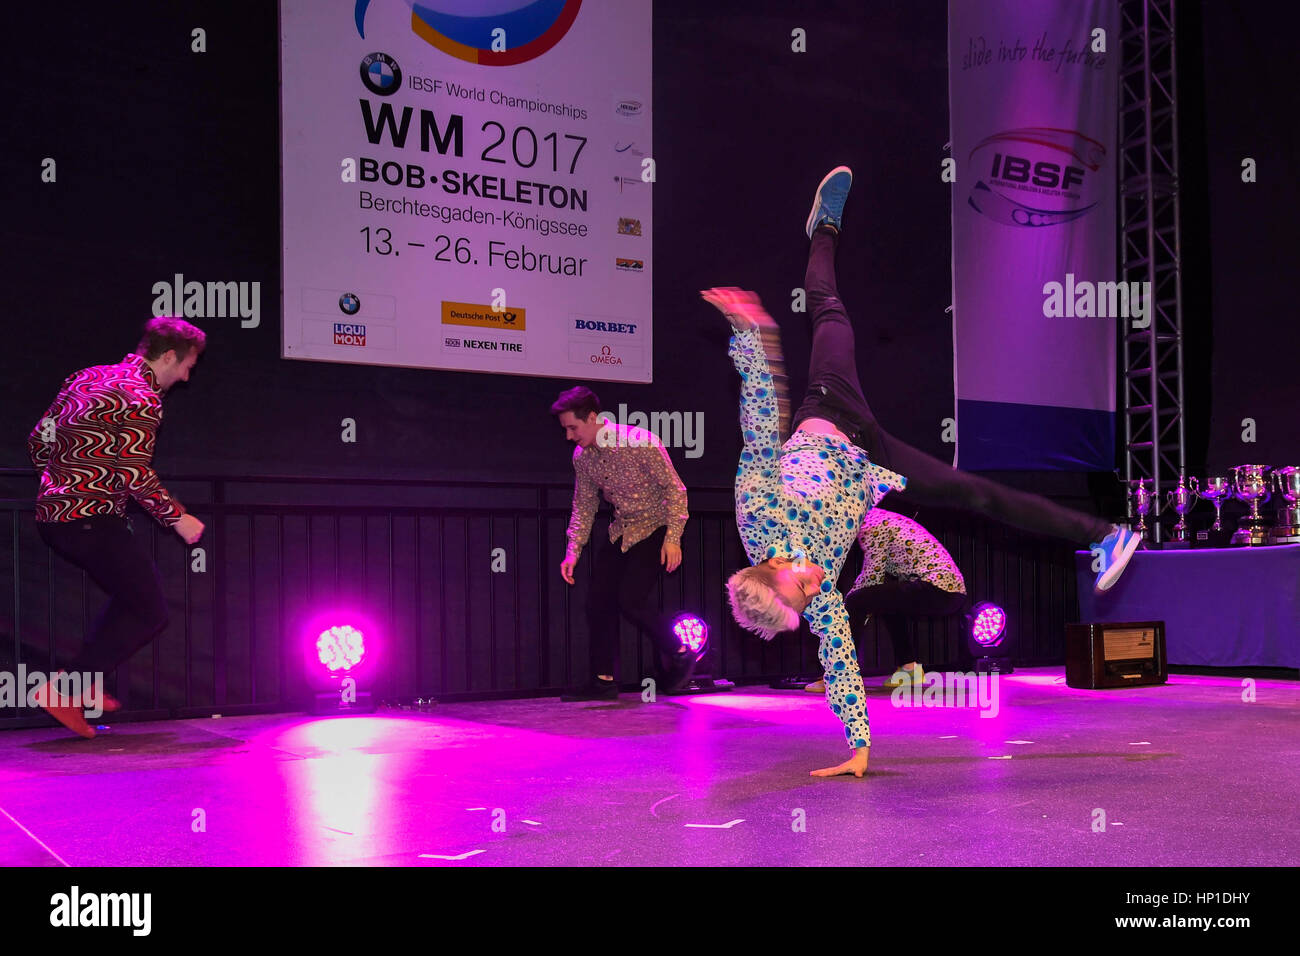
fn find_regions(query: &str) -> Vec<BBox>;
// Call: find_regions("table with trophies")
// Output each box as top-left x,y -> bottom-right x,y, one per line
1076,465 -> 1300,668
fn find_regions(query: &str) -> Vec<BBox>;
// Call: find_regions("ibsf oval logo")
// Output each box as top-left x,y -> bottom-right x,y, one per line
615,99 -> 643,118
360,52 -> 401,96
967,128 -> 1106,227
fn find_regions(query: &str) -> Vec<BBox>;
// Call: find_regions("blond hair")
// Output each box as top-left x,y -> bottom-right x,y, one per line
726,564 -> 800,640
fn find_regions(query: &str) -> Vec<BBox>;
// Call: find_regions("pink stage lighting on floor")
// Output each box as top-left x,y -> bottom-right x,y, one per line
672,614 -> 709,655
970,603 -> 1007,647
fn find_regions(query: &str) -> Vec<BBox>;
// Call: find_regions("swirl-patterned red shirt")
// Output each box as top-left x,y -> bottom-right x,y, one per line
27,353 -> 185,526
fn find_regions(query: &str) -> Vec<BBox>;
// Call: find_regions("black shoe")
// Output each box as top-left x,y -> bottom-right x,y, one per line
560,678 -> 618,702
660,650 -> 698,695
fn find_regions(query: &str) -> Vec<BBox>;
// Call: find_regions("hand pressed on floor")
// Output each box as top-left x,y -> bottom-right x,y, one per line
810,747 -> 869,778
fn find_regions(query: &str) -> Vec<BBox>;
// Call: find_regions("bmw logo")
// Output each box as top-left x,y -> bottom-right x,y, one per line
359,52 -> 401,96
339,293 -> 361,315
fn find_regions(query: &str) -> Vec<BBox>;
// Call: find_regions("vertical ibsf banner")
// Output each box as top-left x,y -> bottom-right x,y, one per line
949,0 -> 1119,469
280,1 -> 653,382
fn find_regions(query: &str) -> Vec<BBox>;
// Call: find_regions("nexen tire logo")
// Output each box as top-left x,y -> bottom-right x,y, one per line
967,127 -> 1105,227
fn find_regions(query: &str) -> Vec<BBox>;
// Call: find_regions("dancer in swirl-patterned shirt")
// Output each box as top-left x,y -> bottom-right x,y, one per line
702,169 -> 910,779
26,317 -> 207,737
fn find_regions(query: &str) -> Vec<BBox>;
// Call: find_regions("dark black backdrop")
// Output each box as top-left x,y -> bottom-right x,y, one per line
1199,0 -> 1300,470
0,0 -> 962,490
4,2 -> 1295,490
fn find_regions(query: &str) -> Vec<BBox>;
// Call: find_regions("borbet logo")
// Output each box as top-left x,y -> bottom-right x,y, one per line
334,322 -> 366,346
574,319 -> 638,335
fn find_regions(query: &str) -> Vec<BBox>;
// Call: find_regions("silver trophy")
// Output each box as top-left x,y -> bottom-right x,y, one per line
1230,464 -> 1272,546
1128,478 -> 1155,539
1165,475 -> 1198,543
1269,466 -> 1300,544
1198,476 -> 1233,532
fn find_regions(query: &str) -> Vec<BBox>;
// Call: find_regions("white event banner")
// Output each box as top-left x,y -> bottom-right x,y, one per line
280,0 -> 653,382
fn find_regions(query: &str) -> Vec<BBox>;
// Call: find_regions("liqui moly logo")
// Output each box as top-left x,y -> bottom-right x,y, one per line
334,323 -> 367,346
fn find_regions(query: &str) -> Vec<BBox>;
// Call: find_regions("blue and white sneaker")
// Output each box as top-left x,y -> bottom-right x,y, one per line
805,166 -> 853,238
1092,525 -> 1141,593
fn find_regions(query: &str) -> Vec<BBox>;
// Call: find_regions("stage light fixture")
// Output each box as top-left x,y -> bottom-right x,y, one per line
304,612 -> 379,715
966,601 -> 1013,674
672,614 -> 709,656
666,613 -> 732,694
970,603 -> 1007,647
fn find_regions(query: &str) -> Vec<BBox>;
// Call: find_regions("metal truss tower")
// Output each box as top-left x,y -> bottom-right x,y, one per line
1118,0 -> 1185,542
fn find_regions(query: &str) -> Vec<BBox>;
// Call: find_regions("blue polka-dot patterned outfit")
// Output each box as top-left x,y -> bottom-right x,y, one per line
729,327 -> 906,749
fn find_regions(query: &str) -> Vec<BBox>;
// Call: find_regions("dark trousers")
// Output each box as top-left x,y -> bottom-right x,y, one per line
37,516 -> 169,676
791,227 -> 1112,547
586,526 -> 674,677
845,580 -> 968,665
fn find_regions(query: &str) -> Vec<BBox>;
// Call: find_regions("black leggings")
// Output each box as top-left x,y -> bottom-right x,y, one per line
845,580 -> 968,665
37,516 -> 170,675
791,227 -> 1112,547
585,526 -> 677,676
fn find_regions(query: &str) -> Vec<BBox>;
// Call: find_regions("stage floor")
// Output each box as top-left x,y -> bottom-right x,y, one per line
1,668 -> 1296,867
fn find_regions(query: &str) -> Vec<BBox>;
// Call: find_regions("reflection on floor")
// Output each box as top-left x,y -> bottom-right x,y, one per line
1,668 -> 1295,866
